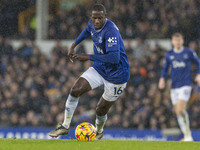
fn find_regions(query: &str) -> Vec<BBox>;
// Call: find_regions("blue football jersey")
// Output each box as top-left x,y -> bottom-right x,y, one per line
161,47 -> 200,88
75,19 -> 130,84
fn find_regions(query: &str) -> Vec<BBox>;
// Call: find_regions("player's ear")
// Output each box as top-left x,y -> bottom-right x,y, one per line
90,11 -> 93,19
90,15 -> 94,20
102,13 -> 106,20
182,37 -> 184,43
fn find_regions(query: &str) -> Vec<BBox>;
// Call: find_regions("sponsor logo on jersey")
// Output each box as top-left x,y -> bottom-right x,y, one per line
95,45 -> 104,54
172,61 -> 186,68
107,37 -> 117,47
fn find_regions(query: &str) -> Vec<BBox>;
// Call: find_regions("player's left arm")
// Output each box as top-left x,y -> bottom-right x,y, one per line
74,51 -> 120,63
191,50 -> 200,86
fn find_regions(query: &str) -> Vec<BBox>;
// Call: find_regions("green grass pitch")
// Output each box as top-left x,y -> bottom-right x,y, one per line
0,139 -> 199,150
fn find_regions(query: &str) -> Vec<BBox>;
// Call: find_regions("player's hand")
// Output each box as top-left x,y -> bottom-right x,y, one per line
68,43 -> 77,63
74,54 -> 90,62
158,78 -> 165,90
195,74 -> 200,86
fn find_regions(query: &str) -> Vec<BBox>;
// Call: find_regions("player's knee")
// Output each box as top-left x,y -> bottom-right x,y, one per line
96,106 -> 107,116
70,86 -> 82,97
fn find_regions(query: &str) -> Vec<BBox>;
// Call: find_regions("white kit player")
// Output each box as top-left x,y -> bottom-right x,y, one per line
159,33 -> 200,141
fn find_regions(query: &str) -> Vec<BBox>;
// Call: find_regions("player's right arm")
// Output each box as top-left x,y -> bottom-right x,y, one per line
158,78 -> 165,90
159,53 -> 170,89
190,50 -> 200,86
68,25 -> 91,62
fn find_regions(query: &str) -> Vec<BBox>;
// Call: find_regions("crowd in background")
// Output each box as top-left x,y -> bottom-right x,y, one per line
0,0 -> 35,38
0,0 -> 200,41
0,36 -> 200,129
49,0 -> 200,41
19,0 -> 200,42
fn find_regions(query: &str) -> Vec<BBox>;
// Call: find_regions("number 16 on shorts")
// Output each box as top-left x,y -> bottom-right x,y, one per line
103,82 -> 127,101
114,87 -> 123,95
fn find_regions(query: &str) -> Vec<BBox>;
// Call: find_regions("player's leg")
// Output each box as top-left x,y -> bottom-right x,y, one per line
49,67 -> 103,137
95,81 -> 127,140
49,77 -> 91,137
95,97 -> 114,139
174,100 -> 193,141
174,100 -> 187,133
62,77 -> 92,128
173,86 -> 193,141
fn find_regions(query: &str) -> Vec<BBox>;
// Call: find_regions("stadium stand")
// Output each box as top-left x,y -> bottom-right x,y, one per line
0,0 -> 200,41
0,37 -> 200,129
0,0 -> 200,130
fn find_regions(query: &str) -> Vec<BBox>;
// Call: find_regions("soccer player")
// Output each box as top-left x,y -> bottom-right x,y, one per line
49,4 -> 130,140
158,33 -> 200,141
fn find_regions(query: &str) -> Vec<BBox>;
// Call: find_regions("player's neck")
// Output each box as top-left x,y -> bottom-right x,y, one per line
174,46 -> 184,53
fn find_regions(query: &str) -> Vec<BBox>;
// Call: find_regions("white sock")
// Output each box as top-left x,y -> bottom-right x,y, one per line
62,94 -> 79,129
177,111 -> 191,138
95,114 -> 107,134
183,111 -> 192,138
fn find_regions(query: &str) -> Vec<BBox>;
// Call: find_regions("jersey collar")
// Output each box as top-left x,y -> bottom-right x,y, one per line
95,18 -> 108,32
173,46 -> 184,53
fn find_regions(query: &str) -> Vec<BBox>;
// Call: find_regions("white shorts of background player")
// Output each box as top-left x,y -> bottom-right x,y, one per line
170,86 -> 192,105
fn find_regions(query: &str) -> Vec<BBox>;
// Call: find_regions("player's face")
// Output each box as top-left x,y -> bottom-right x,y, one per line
172,36 -> 184,49
91,11 -> 106,30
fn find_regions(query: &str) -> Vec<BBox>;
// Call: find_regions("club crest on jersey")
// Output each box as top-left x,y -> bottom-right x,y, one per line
99,36 -> 102,43
184,54 -> 188,59
107,37 -> 117,47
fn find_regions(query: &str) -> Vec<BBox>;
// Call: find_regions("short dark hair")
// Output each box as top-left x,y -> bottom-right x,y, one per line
92,4 -> 106,14
172,32 -> 184,39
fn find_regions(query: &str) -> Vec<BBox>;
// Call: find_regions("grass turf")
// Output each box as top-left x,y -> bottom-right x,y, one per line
0,139 -> 199,150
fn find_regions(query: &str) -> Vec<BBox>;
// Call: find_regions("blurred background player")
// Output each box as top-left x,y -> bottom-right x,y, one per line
158,33 -> 200,141
49,4 -> 129,140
